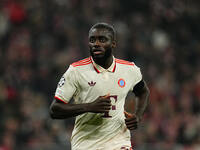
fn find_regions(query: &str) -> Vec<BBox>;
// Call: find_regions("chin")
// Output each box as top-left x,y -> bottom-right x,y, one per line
93,54 -> 105,59
91,53 -> 105,59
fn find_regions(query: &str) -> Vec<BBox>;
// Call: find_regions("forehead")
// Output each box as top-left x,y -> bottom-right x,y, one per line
89,28 -> 112,38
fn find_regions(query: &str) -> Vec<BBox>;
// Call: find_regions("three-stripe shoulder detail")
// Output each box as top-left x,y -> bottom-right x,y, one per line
115,59 -> 134,66
71,57 -> 92,67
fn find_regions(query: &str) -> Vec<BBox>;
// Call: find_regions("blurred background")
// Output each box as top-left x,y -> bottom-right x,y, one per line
0,0 -> 200,149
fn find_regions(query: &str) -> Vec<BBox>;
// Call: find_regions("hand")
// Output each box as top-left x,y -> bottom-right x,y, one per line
124,111 -> 140,130
87,94 -> 111,114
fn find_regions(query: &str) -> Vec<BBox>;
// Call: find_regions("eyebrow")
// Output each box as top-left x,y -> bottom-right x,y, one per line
89,35 -> 108,39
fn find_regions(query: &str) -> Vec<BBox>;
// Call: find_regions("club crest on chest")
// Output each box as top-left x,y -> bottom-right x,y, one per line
118,78 -> 126,88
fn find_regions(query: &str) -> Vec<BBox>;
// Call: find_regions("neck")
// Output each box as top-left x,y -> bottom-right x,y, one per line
93,55 -> 113,69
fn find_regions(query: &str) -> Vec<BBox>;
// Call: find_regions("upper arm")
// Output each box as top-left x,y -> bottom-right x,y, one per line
54,66 -> 78,103
50,98 -> 67,112
50,99 -> 62,109
130,63 -> 149,96
49,99 -> 68,119
132,79 -> 149,97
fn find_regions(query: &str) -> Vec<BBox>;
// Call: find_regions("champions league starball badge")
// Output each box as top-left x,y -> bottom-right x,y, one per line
58,77 -> 65,87
118,78 -> 125,88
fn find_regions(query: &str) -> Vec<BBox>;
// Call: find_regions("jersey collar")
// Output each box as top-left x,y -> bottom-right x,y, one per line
90,56 -> 116,73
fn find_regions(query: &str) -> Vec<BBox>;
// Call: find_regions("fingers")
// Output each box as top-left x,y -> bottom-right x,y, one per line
99,109 -> 110,113
125,119 -> 138,130
99,94 -> 111,113
98,95 -> 111,105
99,99 -> 111,103
124,112 -> 139,130
91,94 -> 111,113
96,105 -> 111,113
95,100 -> 111,113
126,123 -> 138,130
101,105 -> 111,110
125,118 -> 137,125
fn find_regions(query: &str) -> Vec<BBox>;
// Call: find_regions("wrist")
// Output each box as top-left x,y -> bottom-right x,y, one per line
83,103 -> 92,113
135,112 -> 143,122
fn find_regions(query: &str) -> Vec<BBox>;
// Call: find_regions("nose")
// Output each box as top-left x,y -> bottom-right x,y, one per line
94,40 -> 100,48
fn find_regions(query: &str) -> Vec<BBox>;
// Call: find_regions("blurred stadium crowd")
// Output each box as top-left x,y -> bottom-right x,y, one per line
0,0 -> 200,150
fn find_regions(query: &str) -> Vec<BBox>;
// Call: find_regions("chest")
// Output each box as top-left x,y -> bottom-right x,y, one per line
77,70 -> 133,97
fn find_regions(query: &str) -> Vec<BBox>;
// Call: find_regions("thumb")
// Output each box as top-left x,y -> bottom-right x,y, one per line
124,111 -> 134,118
101,93 -> 110,98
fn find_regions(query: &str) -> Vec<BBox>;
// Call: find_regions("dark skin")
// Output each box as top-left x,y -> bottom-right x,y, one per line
50,94 -> 111,119
50,28 -> 150,131
88,28 -> 116,68
125,80 -> 149,130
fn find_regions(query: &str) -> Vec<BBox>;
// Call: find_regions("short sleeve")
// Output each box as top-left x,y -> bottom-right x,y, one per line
55,65 -> 78,103
130,64 -> 143,91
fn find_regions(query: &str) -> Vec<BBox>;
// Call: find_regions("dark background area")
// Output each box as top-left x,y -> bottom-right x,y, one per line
0,0 -> 199,149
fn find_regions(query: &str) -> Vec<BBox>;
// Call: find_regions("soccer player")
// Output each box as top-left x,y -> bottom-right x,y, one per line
50,22 -> 150,150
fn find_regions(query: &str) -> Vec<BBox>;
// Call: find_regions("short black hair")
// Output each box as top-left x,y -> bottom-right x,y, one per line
89,22 -> 116,41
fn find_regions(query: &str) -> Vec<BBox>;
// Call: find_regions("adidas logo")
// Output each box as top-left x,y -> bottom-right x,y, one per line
88,81 -> 96,86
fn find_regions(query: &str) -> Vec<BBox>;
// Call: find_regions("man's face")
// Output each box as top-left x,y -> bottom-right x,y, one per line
89,28 -> 116,59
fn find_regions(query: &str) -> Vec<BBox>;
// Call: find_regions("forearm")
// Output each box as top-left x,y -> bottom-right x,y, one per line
50,101 -> 89,119
50,95 -> 111,119
135,87 -> 150,121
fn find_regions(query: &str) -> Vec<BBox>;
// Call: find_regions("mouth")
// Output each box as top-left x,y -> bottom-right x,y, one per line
92,49 -> 104,55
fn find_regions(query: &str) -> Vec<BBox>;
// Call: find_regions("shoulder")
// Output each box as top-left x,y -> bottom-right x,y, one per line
71,57 -> 92,67
115,58 -> 141,74
115,58 -> 134,66
64,57 -> 91,74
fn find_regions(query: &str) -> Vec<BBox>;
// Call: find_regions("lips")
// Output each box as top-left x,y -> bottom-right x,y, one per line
92,49 -> 104,55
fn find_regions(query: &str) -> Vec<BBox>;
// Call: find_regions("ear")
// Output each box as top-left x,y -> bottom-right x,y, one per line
112,41 -> 116,48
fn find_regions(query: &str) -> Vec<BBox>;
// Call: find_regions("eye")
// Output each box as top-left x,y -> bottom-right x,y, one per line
99,37 -> 107,43
89,37 -> 95,43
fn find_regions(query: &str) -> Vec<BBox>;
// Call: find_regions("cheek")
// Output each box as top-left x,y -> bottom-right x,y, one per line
88,43 -> 93,49
103,44 -> 112,49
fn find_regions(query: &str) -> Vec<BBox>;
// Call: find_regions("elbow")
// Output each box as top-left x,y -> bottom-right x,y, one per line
146,86 -> 150,97
49,104 -> 58,119
49,110 -> 56,119
145,87 -> 150,106
143,82 -> 150,97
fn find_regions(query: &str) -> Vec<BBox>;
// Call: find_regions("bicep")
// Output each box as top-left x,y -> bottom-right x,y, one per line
132,80 -> 149,97
50,98 -> 66,110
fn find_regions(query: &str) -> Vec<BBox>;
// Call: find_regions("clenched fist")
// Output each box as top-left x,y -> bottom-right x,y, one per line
87,94 -> 111,114
124,111 -> 140,130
